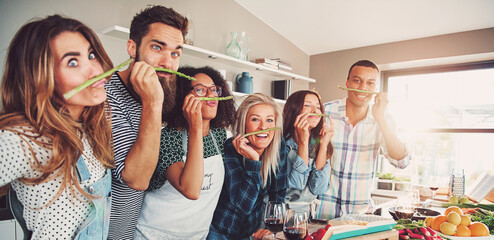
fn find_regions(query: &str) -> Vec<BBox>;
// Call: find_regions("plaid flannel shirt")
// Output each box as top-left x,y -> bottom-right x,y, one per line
211,137 -> 287,239
315,98 -> 411,220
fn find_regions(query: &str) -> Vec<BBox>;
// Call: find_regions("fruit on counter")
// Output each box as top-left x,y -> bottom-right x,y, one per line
459,214 -> 471,226
469,222 -> 490,236
439,222 -> 457,235
309,225 -> 330,240
425,216 -> 434,227
455,224 -> 471,237
459,196 -> 470,204
431,216 -> 447,231
446,212 -> 461,226
449,195 -> 459,204
324,224 -> 331,230
444,206 -> 462,216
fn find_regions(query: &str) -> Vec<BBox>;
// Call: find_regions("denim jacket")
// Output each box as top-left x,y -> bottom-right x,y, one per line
9,156 -> 111,240
285,137 -> 331,196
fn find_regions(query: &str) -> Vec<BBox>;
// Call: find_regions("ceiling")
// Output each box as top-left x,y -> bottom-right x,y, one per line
235,0 -> 494,55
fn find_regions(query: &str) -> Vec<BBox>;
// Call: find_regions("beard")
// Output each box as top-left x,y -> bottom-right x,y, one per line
135,49 -> 177,116
160,74 -> 176,116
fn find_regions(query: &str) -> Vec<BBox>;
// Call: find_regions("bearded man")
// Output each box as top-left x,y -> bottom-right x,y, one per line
103,5 -> 188,240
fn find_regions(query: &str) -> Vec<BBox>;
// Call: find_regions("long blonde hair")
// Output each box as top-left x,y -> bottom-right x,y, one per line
232,93 -> 283,187
0,15 -> 114,204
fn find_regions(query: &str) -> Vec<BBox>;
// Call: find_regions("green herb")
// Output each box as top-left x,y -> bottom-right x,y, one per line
393,219 -> 425,230
154,67 -> 197,81
64,58 -> 134,100
442,203 -> 494,211
242,127 -> 281,138
198,96 -> 233,101
469,208 -> 494,235
308,113 -> 331,117
338,85 -> 379,95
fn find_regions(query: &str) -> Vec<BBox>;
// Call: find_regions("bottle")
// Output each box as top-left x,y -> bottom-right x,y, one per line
226,32 -> 240,58
237,32 -> 251,61
185,14 -> 194,45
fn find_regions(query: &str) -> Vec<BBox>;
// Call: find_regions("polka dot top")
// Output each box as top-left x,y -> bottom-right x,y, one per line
0,126 -> 106,239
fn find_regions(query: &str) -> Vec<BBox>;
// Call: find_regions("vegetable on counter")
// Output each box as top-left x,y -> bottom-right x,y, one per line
442,203 -> 494,212
394,219 -> 450,240
468,208 -> 494,235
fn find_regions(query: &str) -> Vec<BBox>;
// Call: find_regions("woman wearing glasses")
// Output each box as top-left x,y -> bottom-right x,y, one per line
135,66 -> 236,239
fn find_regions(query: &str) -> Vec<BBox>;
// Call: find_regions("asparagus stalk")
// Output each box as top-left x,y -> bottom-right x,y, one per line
308,113 -> 331,117
338,85 -> 379,95
154,67 -> 197,81
198,96 -> 233,101
64,58 -> 134,100
242,127 -> 281,138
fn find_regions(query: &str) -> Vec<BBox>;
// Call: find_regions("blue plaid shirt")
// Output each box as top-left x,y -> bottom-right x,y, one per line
315,98 -> 411,219
211,137 -> 287,239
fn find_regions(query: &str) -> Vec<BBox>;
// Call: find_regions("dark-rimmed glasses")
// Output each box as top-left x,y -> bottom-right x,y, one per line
191,84 -> 222,97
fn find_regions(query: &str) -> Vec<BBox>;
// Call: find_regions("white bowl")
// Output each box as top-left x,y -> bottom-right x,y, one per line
432,229 -> 493,240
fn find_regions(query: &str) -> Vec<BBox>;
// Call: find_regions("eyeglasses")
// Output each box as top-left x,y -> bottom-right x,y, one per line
190,84 -> 222,97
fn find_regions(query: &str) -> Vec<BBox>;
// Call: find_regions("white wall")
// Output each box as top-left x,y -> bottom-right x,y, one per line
310,28 -> 494,103
0,0 -> 311,105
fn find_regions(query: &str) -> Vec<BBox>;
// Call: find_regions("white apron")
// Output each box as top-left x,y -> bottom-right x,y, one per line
136,130 -> 225,240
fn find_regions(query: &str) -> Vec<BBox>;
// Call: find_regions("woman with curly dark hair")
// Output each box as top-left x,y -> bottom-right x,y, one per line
135,66 -> 236,239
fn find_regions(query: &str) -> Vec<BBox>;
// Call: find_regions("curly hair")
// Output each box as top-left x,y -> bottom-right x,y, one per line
165,66 -> 236,129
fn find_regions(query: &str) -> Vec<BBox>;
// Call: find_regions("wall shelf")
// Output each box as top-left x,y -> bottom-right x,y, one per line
102,25 -> 315,104
232,91 -> 286,104
183,44 -> 316,83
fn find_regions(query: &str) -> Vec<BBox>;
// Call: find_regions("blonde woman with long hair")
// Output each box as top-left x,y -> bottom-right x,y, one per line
0,15 -> 113,239
207,93 -> 287,240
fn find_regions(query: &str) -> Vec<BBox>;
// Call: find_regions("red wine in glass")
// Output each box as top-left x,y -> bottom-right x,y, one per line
395,209 -> 415,219
283,227 -> 307,240
264,201 -> 285,239
264,218 -> 283,234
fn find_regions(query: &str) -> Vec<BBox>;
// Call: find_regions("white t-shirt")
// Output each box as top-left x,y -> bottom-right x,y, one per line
0,126 -> 106,239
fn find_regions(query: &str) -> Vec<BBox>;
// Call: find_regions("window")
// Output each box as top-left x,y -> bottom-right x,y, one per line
380,61 -> 494,190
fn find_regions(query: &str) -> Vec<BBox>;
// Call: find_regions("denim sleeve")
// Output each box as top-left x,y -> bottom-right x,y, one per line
286,148 -> 310,190
308,158 -> 331,195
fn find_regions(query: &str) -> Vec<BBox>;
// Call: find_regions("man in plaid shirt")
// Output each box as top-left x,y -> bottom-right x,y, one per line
316,60 -> 411,220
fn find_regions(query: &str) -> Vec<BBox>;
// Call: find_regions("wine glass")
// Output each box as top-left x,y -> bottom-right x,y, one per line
264,201 -> 286,239
283,209 -> 308,240
394,190 -> 418,220
428,175 -> 440,198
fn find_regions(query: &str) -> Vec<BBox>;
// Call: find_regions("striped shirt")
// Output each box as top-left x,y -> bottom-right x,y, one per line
315,98 -> 411,220
105,73 -> 144,239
